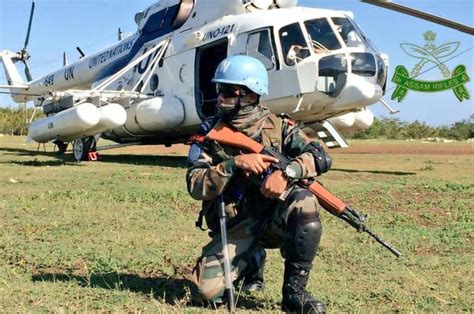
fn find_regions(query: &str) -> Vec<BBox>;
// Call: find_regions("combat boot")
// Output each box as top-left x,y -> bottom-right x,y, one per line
242,266 -> 265,292
242,247 -> 266,292
281,262 -> 326,313
281,202 -> 325,314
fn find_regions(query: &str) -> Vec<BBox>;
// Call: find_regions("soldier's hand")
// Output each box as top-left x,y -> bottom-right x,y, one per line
261,170 -> 288,199
234,154 -> 278,175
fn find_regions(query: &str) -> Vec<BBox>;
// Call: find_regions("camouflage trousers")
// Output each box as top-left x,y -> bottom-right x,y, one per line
190,187 -> 320,303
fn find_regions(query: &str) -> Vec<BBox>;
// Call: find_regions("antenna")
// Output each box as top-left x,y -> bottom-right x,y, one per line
76,47 -> 86,59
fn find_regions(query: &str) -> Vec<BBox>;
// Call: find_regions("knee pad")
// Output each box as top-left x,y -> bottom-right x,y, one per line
286,215 -> 322,264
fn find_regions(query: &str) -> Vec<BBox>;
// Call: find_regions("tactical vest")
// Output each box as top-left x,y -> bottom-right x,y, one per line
196,114 -> 292,234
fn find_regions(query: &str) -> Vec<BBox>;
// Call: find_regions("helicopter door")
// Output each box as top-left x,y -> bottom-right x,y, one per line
195,38 -> 228,119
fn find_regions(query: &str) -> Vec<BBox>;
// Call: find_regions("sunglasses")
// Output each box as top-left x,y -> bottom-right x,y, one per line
216,84 -> 245,98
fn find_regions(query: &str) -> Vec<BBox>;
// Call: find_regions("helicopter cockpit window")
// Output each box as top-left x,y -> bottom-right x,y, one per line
246,29 -> 276,70
350,53 -> 376,77
318,53 -> 348,96
331,17 -> 366,48
376,54 -> 387,89
279,23 -> 310,66
304,18 -> 341,53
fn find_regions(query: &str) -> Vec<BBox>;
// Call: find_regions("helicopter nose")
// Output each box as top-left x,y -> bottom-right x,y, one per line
330,75 -> 383,111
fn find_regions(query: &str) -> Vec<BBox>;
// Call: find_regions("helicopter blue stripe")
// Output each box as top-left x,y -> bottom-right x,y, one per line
94,4 -> 181,83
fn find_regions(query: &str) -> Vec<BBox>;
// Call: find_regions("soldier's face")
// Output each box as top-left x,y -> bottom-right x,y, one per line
216,84 -> 241,114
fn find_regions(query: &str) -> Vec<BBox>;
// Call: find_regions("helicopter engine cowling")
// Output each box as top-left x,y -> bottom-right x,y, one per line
114,96 -> 185,136
247,0 -> 298,9
273,0 -> 299,8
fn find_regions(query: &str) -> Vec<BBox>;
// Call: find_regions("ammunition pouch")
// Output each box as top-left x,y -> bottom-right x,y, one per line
196,198 -> 239,237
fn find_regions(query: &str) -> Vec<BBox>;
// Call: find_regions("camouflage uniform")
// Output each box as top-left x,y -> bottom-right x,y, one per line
186,107 -> 326,305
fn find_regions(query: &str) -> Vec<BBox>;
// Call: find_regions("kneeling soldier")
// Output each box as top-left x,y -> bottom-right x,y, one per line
186,55 -> 332,313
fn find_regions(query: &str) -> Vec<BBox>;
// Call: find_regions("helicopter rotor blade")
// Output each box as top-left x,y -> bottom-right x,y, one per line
23,0 -> 36,51
361,0 -> 474,35
22,60 -> 33,82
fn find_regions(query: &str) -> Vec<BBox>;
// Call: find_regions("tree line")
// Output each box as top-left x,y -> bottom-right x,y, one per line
0,107 -> 44,136
347,115 -> 473,141
0,107 -> 472,140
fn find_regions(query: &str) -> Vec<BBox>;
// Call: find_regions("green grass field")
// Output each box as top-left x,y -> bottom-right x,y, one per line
0,136 -> 472,312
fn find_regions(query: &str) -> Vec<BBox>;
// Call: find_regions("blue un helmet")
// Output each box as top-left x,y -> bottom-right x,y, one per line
212,55 -> 269,96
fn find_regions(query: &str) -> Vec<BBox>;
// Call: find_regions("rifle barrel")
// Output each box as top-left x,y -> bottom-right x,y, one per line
364,227 -> 402,257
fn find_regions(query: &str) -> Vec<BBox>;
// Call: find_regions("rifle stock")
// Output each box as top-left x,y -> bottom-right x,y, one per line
208,123 -> 263,154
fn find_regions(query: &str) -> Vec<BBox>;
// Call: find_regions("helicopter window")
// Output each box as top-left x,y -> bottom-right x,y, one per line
246,29 -> 276,70
279,23 -> 310,66
304,18 -> 341,52
331,17 -> 366,48
319,54 -> 347,77
350,18 -> 379,53
376,54 -> 387,89
317,54 -> 348,96
350,53 -> 376,77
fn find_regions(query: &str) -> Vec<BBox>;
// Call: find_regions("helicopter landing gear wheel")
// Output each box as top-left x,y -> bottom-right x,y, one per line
72,136 -> 96,162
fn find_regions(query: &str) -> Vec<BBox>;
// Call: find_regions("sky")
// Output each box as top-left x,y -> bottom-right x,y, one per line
0,0 -> 472,126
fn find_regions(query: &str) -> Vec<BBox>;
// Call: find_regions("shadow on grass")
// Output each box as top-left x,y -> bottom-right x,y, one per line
0,147 -> 58,157
332,168 -> 416,176
4,159 -> 82,167
0,147 -> 187,168
32,271 -> 194,305
31,271 -> 260,309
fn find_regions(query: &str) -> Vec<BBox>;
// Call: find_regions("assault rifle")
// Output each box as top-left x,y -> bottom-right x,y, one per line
207,122 -> 401,258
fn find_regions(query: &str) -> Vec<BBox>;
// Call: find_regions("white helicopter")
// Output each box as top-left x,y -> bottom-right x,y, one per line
1,0 -> 472,161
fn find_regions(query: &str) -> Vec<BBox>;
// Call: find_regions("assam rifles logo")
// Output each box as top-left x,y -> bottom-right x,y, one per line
391,31 -> 470,102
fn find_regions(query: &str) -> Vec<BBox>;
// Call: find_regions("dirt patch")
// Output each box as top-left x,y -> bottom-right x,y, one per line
332,143 -> 473,155
388,190 -> 453,226
108,142 -> 473,157
106,144 -> 190,156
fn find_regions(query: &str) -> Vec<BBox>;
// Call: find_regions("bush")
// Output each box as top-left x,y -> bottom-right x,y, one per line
348,115 -> 473,140
0,107 -> 44,136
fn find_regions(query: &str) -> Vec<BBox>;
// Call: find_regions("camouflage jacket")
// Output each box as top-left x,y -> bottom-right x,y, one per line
186,112 -> 326,230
